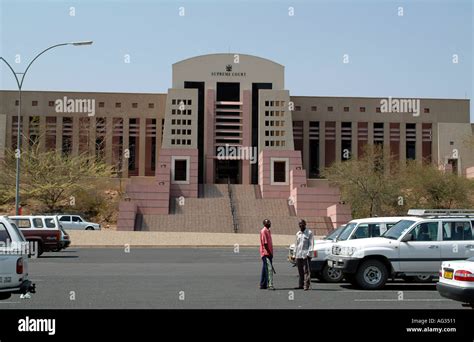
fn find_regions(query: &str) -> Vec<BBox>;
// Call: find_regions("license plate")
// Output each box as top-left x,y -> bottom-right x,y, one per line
328,260 -> 334,267
444,271 -> 453,279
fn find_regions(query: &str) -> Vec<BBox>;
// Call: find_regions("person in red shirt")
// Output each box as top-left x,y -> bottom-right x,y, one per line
259,219 -> 275,290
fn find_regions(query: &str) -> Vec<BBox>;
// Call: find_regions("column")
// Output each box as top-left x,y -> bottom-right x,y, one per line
122,118 -> 129,178
416,122 -> 422,163
303,120 -> 310,174
335,121 -> 342,162
138,116 -> 146,176
351,122 -> 358,160
319,120 -> 325,172
56,117 -> 63,154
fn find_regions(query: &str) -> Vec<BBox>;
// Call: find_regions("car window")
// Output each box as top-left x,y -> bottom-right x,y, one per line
442,221 -> 473,241
32,218 -> 44,228
337,223 -> 357,240
14,219 -> 31,229
44,218 -> 56,228
59,216 -> 70,222
0,223 -> 12,243
72,216 -> 82,223
386,223 -> 397,230
352,224 -> 369,239
409,222 -> 439,241
383,220 -> 416,239
352,223 -> 381,239
9,222 -> 26,242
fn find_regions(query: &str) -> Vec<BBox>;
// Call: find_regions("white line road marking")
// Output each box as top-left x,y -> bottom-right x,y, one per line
354,299 -> 449,302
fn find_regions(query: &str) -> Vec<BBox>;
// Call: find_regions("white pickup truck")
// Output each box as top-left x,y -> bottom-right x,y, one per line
0,216 -> 36,300
327,210 -> 474,290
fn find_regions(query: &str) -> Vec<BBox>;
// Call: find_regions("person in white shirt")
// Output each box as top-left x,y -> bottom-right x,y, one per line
294,219 -> 314,290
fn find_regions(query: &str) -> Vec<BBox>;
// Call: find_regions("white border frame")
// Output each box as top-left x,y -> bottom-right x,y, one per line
171,156 -> 191,184
270,157 -> 289,185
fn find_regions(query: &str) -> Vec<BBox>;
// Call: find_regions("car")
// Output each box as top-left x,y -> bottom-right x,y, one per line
327,209 -> 474,290
437,257 -> 474,308
0,216 -> 36,300
9,215 -> 70,256
58,215 -> 101,230
288,217 -> 414,282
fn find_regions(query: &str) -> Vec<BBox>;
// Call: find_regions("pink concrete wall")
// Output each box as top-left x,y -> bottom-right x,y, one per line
117,201 -> 137,231
466,166 -> 474,179
327,203 -> 352,228
205,89 -> 215,184
259,149 -> 304,199
241,90 -> 252,184
159,148 -> 199,198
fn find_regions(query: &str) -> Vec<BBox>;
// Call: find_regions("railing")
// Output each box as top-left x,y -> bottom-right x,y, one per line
227,178 -> 239,233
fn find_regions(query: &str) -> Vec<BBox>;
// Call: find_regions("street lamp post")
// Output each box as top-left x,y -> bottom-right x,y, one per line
0,41 -> 93,215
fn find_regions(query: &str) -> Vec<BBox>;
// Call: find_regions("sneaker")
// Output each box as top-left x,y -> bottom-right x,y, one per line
268,286 -> 275,291
304,288 -> 310,291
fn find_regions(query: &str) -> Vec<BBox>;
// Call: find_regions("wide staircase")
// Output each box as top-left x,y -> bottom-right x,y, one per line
140,184 -> 334,235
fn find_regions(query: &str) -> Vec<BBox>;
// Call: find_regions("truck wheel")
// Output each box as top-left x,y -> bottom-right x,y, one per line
85,227 -> 94,231
356,259 -> 388,290
0,293 -> 12,300
36,244 -> 44,257
321,264 -> 344,283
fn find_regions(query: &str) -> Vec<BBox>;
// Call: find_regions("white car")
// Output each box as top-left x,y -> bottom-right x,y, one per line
0,216 -> 36,300
327,209 -> 474,290
437,258 -> 474,308
288,217 -> 413,282
58,215 -> 101,230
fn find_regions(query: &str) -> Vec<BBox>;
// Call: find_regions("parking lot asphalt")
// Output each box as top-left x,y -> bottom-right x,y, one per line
0,247 -> 469,309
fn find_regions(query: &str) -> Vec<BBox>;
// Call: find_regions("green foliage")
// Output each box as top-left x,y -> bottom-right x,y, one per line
0,145 -> 115,214
323,145 -> 474,218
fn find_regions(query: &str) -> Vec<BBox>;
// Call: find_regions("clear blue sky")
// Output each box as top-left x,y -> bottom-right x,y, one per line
1,0 -> 472,122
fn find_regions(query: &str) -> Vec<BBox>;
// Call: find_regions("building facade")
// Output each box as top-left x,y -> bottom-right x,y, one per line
1,53 -> 473,231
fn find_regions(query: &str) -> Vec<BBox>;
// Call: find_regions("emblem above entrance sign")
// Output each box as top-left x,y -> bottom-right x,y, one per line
211,64 -> 246,77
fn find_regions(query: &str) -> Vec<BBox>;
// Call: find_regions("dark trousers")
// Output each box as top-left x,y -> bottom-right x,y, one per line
296,258 -> 311,289
260,256 -> 273,288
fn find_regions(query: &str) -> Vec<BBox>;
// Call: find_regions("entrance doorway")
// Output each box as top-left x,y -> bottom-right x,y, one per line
215,160 -> 241,184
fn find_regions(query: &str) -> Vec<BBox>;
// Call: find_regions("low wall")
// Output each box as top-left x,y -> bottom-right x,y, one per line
67,230 -> 304,247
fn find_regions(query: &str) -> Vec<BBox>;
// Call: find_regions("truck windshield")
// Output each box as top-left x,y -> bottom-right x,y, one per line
336,223 -> 357,241
324,226 -> 345,241
382,220 -> 416,240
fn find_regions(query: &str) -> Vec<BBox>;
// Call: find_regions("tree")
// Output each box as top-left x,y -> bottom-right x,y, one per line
322,145 -> 401,218
323,145 -> 474,219
0,144 -> 114,212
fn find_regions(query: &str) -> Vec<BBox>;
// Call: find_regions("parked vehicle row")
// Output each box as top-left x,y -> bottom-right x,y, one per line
288,216 -> 415,282
0,216 -> 36,300
327,209 -> 474,298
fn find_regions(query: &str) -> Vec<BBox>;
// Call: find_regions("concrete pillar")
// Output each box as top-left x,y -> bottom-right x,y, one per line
319,120 -> 325,172
351,122 -> 358,160
432,123 -> 439,165
138,117 -> 146,176
72,116 -> 80,156
335,121 -> 342,163
39,116 -> 46,152
400,123 -> 406,165
241,90 -> 251,184
0,114 -> 6,159
384,122 -> 390,157
367,121 -> 374,146
416,122 -> 423,163
56,117 -> 63,154
22,115 -> 29,149
122,118 -> 129,178
303,120 -> 310,174
105,117 -> 113,165
89,117 -> 96,156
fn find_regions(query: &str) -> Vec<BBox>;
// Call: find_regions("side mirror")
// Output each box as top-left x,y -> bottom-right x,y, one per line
402,233 -> 413,242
